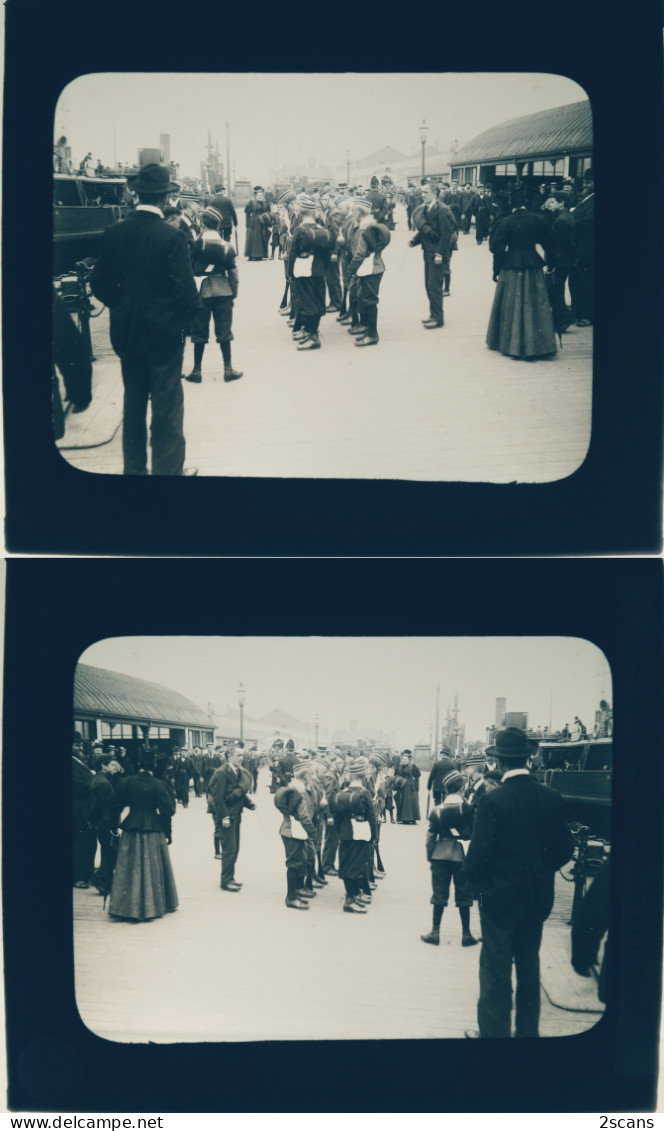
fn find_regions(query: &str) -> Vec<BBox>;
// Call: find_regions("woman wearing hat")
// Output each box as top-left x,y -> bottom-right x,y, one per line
485,196 -> 558,359
330,757 -> 377,913
107,751 -> 178,921
394,751 -> 421,824
244,187 -> 272,260
421,770 -> 478,948
274,757 -> 317,909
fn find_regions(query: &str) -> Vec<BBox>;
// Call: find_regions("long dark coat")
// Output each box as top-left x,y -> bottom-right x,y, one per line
90,209 -> 200,361
463,773 -> 574,921
244,200 -> 271,258
395,763 -> 421,821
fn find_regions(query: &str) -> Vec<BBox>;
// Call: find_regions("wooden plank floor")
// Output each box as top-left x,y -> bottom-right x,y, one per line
74,770 -> 604,1043
61,208 -> 592,483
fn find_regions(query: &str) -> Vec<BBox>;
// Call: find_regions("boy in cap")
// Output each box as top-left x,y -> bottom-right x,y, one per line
330,756 -> 377,913
286,194 -> 335,351
184,206 -> 243,384
463,728 -> 574,1038
274,756 -> 317,909
421,769 -> 478,947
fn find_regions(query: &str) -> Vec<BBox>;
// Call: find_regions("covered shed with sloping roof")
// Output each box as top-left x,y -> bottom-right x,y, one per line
450,99 -> 592,188
74,663 -> 215,755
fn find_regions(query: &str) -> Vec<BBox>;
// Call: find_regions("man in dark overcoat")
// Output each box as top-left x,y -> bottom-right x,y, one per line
209,183 -> 239,245
87,752 -> 120,895
545,192 -> 577,333
409,179 -> 457,328
72,734 -> 96,888
426,748 -> 457,805
90,163 -> 201,476
463,727 -> 574,1038
367,176 -> 388,223
209,744 -> 255,890
569,177 -> 594,326
188,746 -> 208,797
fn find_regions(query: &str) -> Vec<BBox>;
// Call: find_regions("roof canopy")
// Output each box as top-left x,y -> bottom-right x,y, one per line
74,663 -> 212,728
450,99 -> 592,167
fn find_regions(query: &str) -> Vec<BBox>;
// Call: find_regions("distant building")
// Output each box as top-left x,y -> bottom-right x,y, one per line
74,663 -> 215,755
449,99 -> 592,187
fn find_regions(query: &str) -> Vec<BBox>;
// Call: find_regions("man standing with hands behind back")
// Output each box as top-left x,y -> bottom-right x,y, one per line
463,727 -> 574,1039
90,163 -> 201,476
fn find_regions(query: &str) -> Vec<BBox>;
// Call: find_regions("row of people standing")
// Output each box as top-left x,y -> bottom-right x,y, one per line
269,184 -> 393,351
274,749 -> 391,913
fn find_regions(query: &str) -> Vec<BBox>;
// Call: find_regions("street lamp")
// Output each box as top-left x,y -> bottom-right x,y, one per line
237,681 -> 246,741
314,712 -> 319,748
346,150 -> 350,185
419,119 -> 429,178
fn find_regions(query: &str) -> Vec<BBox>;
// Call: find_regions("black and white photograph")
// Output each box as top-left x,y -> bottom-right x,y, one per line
71,634 -> 611,1043
52,72 -> 594,483
3,558 -> 663,1113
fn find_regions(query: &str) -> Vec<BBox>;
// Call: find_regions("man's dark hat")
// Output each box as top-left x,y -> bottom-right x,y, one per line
127,163 -> 180,196
486,727 -> 539,760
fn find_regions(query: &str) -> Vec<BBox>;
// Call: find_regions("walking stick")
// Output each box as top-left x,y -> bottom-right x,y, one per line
234,226 -> 238,255
280,278 -> 290,310
426,790 -> 431,818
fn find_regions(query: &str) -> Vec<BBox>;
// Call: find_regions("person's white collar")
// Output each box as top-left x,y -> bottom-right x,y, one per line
136,204 -> 164,217
501,768 -> 530,781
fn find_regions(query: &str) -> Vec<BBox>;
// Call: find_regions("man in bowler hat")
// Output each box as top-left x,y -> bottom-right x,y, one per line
463,727 -> 574,1038
90,164 -> 201,475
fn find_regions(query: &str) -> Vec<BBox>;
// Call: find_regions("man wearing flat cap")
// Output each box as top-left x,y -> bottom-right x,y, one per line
90,163 -> 201,475
463,727 -> 574,1038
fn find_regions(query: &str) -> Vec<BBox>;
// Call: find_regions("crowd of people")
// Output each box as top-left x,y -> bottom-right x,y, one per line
73,720 -> 609,1038
65,159 -> 595,475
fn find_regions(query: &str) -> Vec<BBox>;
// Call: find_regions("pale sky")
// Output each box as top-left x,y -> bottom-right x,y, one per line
55,73 -> 588,184
79,636 -> 611,747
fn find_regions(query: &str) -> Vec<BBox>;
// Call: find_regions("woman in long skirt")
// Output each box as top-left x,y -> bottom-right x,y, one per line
486,201 -> 557,359
395,751 -> 421,823
108,752 -> 178,921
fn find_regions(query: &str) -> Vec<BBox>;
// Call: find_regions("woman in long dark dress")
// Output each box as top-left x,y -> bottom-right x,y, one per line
244,187 -> 271,260
486,200 -> 557,359
395,751 -> 421,823
108,752 -> 178,921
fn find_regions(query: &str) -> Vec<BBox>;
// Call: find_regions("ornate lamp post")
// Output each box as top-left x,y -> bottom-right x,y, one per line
237,681 -> 246,741
419,119 -> 429,178
346,150 -> 350,185
314,712 -> 319,748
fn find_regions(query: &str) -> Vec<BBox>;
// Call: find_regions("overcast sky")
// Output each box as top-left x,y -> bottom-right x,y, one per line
56,73 -> 587,184
79,636 -> 611,747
